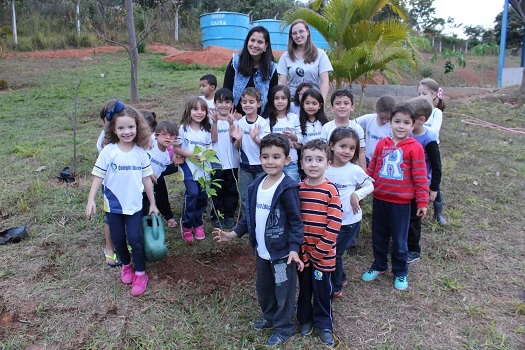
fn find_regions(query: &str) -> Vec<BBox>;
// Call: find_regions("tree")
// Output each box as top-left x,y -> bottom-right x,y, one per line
430,49 -> 466,85
282,0 -> 416,111
471,43 -> 499,86
10,0 -> 17,45
125,0 -> 140,103
494,7 -> 525,51
406,0 -> 436,33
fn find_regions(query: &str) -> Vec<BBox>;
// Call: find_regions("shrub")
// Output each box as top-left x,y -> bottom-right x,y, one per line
419,66 -> 434,78
0,80 -> 8,90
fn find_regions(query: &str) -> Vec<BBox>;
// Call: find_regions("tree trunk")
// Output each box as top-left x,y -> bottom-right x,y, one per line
76,0 -> 81,36
175,4 -> 180,42
125,0 -> 139,103
11,0 -> 17,45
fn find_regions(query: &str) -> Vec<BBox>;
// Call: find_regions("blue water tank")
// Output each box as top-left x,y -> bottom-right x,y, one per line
251,19 -> 329,51
200,12 -> 250,50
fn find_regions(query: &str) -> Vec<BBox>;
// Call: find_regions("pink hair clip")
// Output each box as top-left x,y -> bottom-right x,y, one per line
437,88 -> 443,100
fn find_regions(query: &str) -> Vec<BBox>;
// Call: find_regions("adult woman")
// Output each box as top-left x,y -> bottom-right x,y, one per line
223,26 -> 278,118
277,19 -> 333,105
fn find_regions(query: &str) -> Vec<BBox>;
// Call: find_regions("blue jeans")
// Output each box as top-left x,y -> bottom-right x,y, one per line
333,222 -> 361,292
283,162 -> 300,183
239,168 -> 265,220
106,211 -> 145,272
371,198 -> 410,276
182,180 -> 208,229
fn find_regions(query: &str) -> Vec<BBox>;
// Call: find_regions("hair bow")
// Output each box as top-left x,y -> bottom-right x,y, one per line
437,88 -> 444,100
105,100 -> 126,121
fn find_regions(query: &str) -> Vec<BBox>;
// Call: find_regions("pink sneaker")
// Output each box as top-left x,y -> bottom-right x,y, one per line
131,272 -> 148,296
194,226 -> 205,240
180,219 -> 194,243
121,264 -> 134,284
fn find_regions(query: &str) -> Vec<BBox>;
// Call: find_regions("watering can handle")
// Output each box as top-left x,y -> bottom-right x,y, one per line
151,213 -> 159,240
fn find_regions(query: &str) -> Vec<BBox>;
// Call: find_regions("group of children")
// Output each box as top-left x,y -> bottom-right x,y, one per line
85,73 -> 447,345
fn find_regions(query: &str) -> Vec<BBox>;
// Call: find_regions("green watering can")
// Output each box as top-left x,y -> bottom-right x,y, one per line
142,214 -> 168,262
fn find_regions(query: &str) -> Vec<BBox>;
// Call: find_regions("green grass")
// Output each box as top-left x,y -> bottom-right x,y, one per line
1,50 -> 525,349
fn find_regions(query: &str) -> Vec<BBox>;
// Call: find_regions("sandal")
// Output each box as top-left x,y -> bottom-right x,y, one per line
104,249 -> 121,267
166,218 -> 178,228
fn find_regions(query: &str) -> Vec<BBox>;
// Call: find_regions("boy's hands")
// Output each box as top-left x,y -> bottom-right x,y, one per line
213,227 -> 237,242
288,251 -> 304,272
230,124 -> 243,141
416,207 -> 427,218
249,124 -> 261,141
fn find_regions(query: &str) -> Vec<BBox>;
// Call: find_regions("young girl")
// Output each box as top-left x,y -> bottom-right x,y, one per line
86,100 -> 158,297
265,85 -> 303,182
290,82 -> 314,116
174,97 -> 215,243
324,127 -> 373,298
417,78 -> 448,225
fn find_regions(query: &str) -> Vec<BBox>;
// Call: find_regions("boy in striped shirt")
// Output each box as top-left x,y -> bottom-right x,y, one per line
297,139 -> 343,346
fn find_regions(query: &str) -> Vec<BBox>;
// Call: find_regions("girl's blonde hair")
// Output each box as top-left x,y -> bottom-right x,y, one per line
418,78 -> 446,112
180,96 -> 212,132
101,99 -> 151,149
287,19 -> 318,64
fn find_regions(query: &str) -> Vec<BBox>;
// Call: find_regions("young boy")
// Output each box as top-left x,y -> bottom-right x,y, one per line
209,88 -> 239,229
355,95 -> 397,165
406,97 -> 443,263
320,89 -> 366,171
231,87 -> 271,220
199,74 -> 217,111
213,133 -> 304,347
362,102 -> 428,290
297,138 -> 342,346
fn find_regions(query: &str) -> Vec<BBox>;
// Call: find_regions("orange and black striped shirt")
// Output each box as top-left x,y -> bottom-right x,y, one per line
299,179 -> 343,272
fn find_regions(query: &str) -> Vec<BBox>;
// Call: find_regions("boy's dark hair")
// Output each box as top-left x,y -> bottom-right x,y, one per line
330,89 -> 354,106
242,87 -> 262,102
214,87 -> 234,102
155,120 -> 178,135
301,138 -> 329,159
406,97 -> 433,120
260,133 -> 290,157
391,102 -> 417,123
376,95 -> 397,114
200,74 -> 217,88
140,110 -> 157,133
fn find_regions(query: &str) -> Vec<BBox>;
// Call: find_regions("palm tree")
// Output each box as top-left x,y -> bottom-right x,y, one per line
282,0 -> 416,111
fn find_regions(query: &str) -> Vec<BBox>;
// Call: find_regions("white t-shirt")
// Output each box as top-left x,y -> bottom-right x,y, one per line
270,113 -> 303,162
199,96 -> 216,114
177,125 -> 212,180
290,102 -> 300,116
212,119 -> 240,169
148,138 -> 171,178
355,113 -> 392,160
320,120 -> 366,149
237,115 -> 271,167
324,162 -> 373,225
277,48 -> 333,97
92,143 -> 153,215
255,174 -> 285,260
96,130 -> 105,152
425,108 -> 442,143
302,119 -> 323,144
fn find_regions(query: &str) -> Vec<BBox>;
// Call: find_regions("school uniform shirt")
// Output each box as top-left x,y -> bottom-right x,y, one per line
92,143 -> 153,215
299,179 -> 342,272
271,113 -> 303,162
255,173 -> 286,260
237,115 -> 271,171
277,48 -> 333,98
320,120 -> 366,149
96,130 -> 105,152
177,125 -> 212,181
355,113 -> 392,160
212,119 -> 240,170
302,119 -> 323,144
412,128 -> 442,192
367,136 -> 429,208
325,163 -> 373,225
425,108 -> 443,143
148,138 -> 171,178
199,96 -> 216,114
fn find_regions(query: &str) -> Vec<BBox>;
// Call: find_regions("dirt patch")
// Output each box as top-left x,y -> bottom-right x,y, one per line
5,46 -> 124,59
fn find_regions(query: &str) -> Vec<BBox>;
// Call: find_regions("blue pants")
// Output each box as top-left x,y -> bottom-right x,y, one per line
371,198 -> 410,276
106,211 -> 145,272
283,162 -> 300,183
256,254 -> 297,338
239,168 -> 265,220
297,265 -> 334,330
182,180 -> 207,229
333,222 -> 361,292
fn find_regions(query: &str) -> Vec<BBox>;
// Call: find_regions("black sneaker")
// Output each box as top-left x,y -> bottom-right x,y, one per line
315,327 -> 334,345
253,318 -> 273,330
407,251 -> 421,264
299,322 -> 313,336
223,217 -> 236,229
266,333 -> 290,347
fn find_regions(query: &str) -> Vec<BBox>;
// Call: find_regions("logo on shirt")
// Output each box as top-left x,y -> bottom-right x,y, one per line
110,162 -> 118,173
314,269 -> 323,280
379,148 -> 404,180
295,67 -> 305,77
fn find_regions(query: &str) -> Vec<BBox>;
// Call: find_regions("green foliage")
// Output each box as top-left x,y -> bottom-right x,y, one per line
495,7 -> 525,50
472,43 -> 499,86
430,49 -> 466,74
419,65 -> 433,78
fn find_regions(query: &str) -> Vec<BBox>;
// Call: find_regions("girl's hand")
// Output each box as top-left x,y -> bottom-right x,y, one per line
149,204 -> 160,216
350,193 -> 361,214
429,190 -> 437,202
417,207 -> 427,218
287,251 -> 304,272
250,125 -> 261,140
282,128 -> 298,142
212,228 -> 237,242
149,174 -> 158,185
86,200 -> 96,220
230,124 -> 243,141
